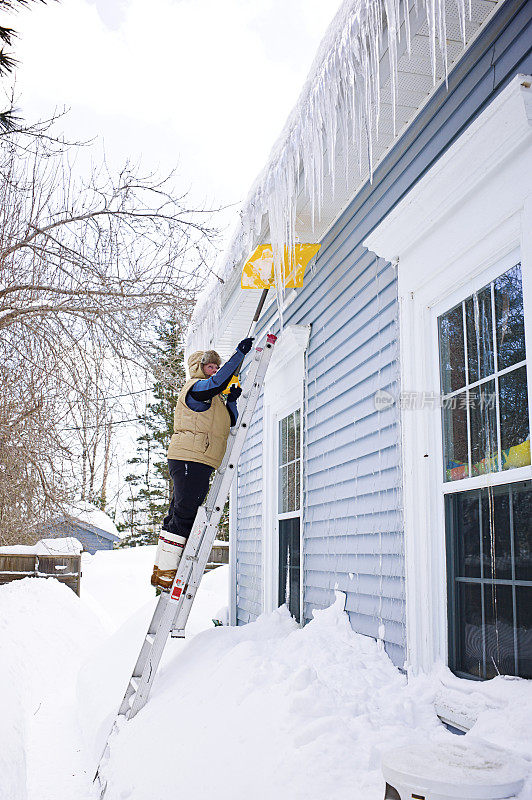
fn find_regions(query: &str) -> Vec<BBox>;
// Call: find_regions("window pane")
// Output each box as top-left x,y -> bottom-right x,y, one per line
448,483 -> 532,680
457,582 -> 483,678
439,303 -> 466,394
279,417 -> 288,466
295,460 -> 301,512
455,493 -> 481,578
466,286 -> 494,384
286,462 -> 296,512
279,518 -> 300,621
516,587 -> 532,678
495,264 -> 526,371
442,393 -> 469,481
278,466 -> 288,514
481,488 -> 512,581
500,367 -> 530,471
484,583 -> 515,678
287,412 -> 296,463
512,483 -> 532,582
470,381 -> 498,474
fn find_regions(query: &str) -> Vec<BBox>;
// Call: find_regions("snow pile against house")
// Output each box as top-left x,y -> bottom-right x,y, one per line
188,0 -> 474,349
82,590 -> 532,800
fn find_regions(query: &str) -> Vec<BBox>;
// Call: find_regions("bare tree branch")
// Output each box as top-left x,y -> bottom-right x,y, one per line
0,113 -> 218,542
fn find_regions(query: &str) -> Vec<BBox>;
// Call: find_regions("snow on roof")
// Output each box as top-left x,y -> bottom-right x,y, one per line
0,537 -> 83,555
186,0 -> 474,353
65,501 -> 122,539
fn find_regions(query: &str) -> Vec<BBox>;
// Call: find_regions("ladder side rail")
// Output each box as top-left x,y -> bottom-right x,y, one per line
171,520 -> 221,631
126,586 -> 186,717
167,342 -> 272,616
204,346 -> 264,510
119,508 -> 210,721
117,592 -> 170,716
171,340 -> 276,631
94,335 -> 276,793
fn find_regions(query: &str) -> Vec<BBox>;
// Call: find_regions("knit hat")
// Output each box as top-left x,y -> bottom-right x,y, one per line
200,350 -> 222,367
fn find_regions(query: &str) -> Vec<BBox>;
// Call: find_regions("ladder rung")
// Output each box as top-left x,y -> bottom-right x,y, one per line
145,634 -> 154,645
130,678 -> 139,690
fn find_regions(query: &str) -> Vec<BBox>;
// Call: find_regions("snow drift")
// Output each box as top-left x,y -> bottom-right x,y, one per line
1,550 -> 530,800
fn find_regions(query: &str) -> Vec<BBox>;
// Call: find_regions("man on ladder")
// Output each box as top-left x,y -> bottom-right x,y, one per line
151,337 -> 254,590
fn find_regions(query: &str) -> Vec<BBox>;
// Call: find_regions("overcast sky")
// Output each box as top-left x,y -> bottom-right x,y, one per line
9,0 -> 341,511
14,0 -> 340,221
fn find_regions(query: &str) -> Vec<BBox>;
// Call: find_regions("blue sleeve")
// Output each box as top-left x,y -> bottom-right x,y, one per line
188,349 -> 244,401
226,399 -> 238,427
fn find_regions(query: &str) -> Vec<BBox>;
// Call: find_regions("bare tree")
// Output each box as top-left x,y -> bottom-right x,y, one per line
0,119 -> 219,542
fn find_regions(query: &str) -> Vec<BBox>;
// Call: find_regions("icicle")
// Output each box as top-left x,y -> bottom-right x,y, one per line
188,0 -> 472,347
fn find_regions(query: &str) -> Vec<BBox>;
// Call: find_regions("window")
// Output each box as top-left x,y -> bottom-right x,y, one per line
446,482 -> 532,679
279,518 -> 300,622
439,263 -> 531,679
278,409 -> 302,620
278,410 -> 301,514
439,264 -> 530,482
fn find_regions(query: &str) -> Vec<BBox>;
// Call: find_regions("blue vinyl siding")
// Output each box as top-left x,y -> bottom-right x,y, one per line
233,0 -> 532,665
235,391 -> 264,624
303,254 -> 404,665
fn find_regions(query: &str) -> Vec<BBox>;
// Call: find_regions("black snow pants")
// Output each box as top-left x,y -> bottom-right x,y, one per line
162,459 -> 213,540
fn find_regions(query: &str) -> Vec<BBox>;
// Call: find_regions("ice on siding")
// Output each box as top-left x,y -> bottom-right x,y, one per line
188,0 -> 470,351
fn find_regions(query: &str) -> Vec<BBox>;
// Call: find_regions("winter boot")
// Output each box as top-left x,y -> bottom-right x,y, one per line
151,531 -> 187,590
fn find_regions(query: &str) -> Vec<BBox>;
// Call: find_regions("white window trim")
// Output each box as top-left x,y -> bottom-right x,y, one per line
228,484 -> 237,626
364,75 -> 532,676
262,324 -> 310,618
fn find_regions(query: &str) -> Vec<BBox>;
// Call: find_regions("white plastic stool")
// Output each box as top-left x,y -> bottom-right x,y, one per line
381,742 -> 526,800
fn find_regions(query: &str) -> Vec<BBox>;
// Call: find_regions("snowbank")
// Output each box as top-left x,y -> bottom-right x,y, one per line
2,550 -> 530,800
80,545 -> 158,633
80,545 -> 229,635
0,548 -> 229,800
0,536 -> 83,555
78,563 -> 230,765
84,589 -> 532,800
87,594 -> 440,800
0,578 -> 105,800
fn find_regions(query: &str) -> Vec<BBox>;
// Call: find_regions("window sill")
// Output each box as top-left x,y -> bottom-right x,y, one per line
434,676 -> 508,733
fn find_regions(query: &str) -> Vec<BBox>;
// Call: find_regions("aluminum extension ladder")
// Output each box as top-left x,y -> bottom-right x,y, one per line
94,333 -> 277,797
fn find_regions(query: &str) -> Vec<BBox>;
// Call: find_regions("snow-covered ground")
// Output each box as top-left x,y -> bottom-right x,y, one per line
0,547 -> 530,800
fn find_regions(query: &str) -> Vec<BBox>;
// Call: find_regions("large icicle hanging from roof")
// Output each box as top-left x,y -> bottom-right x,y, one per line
188,0 -> 469,351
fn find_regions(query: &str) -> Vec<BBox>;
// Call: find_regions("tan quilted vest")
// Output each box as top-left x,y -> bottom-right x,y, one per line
167,353 -> 231,469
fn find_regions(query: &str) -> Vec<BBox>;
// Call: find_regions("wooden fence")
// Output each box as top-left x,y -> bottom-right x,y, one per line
0,553 -> 81,596
206,541 -> 229,572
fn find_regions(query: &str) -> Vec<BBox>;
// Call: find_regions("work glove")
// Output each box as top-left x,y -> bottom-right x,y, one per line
237,337 -> 254,355
227,385 -> 242,403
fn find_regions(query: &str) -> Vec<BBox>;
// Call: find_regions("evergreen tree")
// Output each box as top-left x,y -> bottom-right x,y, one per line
1,1 -> 49,131
118,319 -> 185,547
